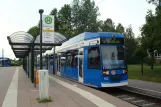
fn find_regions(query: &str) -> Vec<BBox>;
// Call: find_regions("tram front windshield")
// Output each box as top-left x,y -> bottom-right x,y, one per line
101,46 -> 126,69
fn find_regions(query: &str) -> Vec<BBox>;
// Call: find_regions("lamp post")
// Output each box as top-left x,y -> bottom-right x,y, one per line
39,9 -> 44,69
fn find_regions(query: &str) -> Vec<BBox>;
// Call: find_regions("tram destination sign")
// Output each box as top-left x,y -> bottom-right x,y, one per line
100,38 -> 124,44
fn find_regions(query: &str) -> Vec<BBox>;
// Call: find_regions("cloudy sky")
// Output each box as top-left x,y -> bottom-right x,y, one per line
0,0 -> 155,59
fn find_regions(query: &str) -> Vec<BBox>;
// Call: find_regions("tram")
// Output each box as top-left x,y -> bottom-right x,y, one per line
40,32 -> 128,88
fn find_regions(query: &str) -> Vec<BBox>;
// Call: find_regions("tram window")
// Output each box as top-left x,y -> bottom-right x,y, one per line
88,46 -> 100,69
66,55 -> 71,67
72,55 -> 78,68
61,57 -> 65,67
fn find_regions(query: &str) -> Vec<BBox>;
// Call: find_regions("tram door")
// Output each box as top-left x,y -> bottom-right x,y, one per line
78,48 -> 84,83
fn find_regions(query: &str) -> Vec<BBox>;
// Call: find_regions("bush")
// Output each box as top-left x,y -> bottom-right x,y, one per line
37,97 -> 53,103
143,57 -> 156,65
127,57 -> 141,65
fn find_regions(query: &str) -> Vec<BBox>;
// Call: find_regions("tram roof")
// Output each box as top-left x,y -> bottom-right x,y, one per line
43,32 -> 124,56
61,32 -> 124,47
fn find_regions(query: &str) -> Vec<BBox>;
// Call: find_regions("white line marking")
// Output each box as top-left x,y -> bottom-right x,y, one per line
49,76 -> 116,107
142,103 -> 155,107
30,90 -> 39,92
123,97 -> 135,100
2,68 -> 19,107
132,100 -> 144,103
117,95 -> 128,97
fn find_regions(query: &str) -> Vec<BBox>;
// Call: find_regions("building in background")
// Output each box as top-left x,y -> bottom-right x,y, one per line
154,51 -> 161,64
0,57 -> 11,67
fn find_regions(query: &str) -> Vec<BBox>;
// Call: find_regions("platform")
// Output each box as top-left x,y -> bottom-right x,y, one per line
0,67 -> 137,107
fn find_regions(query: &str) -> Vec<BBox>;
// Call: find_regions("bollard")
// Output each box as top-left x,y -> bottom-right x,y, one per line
36,70 -> 39,84
38,70 -> 49,99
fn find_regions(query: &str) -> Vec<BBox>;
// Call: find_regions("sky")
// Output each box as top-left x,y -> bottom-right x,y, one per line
0,0 -> 156,59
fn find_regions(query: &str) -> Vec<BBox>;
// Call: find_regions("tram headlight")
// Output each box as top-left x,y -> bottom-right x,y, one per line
123,70 -> 128,74
102,71 -> 110,75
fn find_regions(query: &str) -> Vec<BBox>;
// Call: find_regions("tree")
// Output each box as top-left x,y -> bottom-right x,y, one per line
124,25 -> 138,64
135,40 -> 148,75
141,10 -> 157,70
27,26 -> 39,38
81,0 -> 100,32
58,4 -> 73,38
154,7 -> 161,52
50,8 -> 59,32
71,0 -> 100,36
146,0 -> 159,5
101,18 -> 116,32
97,20 -> 103,31
116,23 -> 124,33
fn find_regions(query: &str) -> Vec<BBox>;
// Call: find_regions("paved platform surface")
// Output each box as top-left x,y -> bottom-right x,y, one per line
49,74 -> 136,107
0,67 -> 16,107
0,67 -> 137,107
18,68 -> 135,107
129,79 -> 161,92
17,67 -> 99,107
2,67 -> 161,107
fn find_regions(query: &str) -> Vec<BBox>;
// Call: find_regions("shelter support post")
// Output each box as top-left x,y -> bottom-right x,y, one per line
27,56 -> 29,78
53,46 -> 55,74
46,55 -> 48,70
23,58 -> 25,72
31,45 -> 34,83
34,54 -> 37,87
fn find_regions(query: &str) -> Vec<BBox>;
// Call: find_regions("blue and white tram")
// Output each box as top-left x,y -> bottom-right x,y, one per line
46,32 -> 128,88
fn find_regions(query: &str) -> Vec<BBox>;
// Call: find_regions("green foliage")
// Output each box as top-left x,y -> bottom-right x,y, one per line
124,25 -> 138,64
140,7 -> 161,69
27,26 -> 39,38
146,0 -> 159,5
50,8 -> 59,32
10,58 -> 23,66
116,23 -> 125,33
143,57 -> 152,65
71,0 -> 100,35
37,97 -> 53,103
135,46 -> 147,58
58,4 -> 73,38
101,18 -> 115,32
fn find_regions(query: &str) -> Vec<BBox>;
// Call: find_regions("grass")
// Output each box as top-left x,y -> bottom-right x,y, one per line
128,64 -> 161,83
36,96 -> 53,103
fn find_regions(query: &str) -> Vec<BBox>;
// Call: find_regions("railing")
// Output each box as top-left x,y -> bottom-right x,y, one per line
155,56 -> 161,59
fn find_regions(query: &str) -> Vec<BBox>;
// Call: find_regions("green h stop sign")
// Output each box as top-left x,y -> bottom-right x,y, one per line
45,16 -> 52,24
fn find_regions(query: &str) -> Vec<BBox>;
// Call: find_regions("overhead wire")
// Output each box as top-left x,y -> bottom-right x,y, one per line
96,0 -> 106,5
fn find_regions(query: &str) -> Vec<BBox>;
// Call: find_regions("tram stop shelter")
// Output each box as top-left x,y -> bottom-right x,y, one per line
7,31 -> 67,84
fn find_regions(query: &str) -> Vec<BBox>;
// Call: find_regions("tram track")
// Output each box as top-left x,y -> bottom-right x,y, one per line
99,87 -> 161,107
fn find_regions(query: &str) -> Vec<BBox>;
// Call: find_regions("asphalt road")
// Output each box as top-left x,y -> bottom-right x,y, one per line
0,67 -> 16,106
